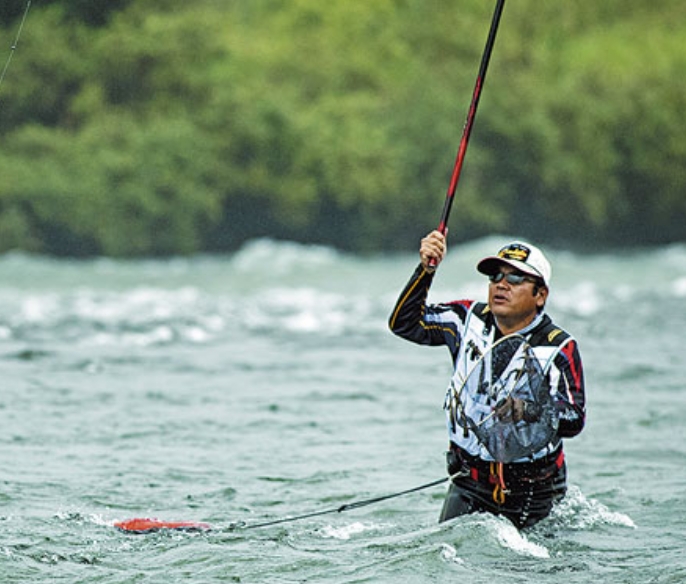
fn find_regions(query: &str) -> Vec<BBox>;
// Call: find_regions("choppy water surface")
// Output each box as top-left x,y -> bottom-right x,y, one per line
1,238 -> 685,583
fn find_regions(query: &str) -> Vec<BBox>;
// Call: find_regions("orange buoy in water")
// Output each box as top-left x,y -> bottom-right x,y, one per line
114,517 -> 212,533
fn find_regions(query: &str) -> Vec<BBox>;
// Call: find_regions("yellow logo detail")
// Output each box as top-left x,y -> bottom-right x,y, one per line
548,329 -> 562,343
498,244 -> 530,262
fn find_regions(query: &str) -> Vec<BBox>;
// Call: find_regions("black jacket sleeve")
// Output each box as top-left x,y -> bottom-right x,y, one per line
388,265 -> 470,354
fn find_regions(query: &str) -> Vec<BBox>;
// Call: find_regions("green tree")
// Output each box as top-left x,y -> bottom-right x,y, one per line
1,0 -> 685,255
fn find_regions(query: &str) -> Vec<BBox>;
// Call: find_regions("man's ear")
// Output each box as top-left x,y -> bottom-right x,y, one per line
535,285 -> 548,309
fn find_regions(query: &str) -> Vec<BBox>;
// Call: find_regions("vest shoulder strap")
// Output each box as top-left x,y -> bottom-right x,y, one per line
530,320 -> 571,347
471,302 -> 491,321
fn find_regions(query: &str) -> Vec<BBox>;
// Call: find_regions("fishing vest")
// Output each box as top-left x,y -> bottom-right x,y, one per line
444,302 -> 573,462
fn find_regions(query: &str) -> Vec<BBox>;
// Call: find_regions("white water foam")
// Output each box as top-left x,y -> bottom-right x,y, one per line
552,281 -> 603,317
489,518 -> 550,559
551,485 -> 636,529
672,277 -> 686,297
244,287 -> 378,336
232,239 -> 339,275
319,521 -> 375,540
439,542 -> 466,565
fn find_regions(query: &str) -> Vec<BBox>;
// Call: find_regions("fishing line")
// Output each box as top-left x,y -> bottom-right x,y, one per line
228,476 -> 449,530
0,0 -> 32,96
115,476 -> 450,533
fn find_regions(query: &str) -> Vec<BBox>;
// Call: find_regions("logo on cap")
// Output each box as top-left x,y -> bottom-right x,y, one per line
497,243 -> 531,263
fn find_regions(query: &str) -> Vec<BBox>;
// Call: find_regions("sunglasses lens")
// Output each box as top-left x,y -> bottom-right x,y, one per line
489,272 -> 526,284
507,273 -> 526,284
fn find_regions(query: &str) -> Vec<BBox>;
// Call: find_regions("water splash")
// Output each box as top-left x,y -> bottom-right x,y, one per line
440,542 -> 466,565
551,485 -> 636,530
489,518 -> 550,558
319,521 -> 374,540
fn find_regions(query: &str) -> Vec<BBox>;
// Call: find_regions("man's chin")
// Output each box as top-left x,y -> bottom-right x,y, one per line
489,304 -> 510,318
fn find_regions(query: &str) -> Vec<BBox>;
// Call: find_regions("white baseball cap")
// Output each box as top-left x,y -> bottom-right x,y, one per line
477,241 -> 551,287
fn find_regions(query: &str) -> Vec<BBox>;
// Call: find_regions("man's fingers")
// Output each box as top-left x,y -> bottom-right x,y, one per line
421,233 -> 446,262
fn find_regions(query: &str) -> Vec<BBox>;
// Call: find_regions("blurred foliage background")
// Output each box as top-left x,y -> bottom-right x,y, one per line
0,0 -> 684,256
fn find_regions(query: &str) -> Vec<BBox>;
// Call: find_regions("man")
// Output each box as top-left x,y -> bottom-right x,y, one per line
389,231 -> 585,529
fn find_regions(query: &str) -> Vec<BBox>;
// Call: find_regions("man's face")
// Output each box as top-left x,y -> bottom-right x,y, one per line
487,264 -> 547,333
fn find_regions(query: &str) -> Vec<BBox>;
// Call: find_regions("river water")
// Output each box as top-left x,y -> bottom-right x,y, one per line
1,237 -> 684,583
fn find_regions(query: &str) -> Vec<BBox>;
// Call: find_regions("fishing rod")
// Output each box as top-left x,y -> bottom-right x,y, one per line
0,0 -> 32,97
429,0 -> 507,269
114,476 -> 449,534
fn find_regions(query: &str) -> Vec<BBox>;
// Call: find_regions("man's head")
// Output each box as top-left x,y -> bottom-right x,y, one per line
476,242 -> 551,333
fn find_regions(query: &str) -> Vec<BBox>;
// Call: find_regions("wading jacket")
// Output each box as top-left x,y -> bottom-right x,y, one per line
389,265 -> 586,462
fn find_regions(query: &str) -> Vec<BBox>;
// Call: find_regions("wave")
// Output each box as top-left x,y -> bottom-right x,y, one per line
0,281 -> 385,348
231,238 -> 342,276
0,237 -> 683,346
550,485 -> 636,530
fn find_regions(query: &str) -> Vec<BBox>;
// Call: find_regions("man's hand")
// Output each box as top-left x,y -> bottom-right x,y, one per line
495,397 -> 537,423
420,230 -> 447,272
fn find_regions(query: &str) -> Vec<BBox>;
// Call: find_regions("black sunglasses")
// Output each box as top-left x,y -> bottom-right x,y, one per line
488,271 -> 538,285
